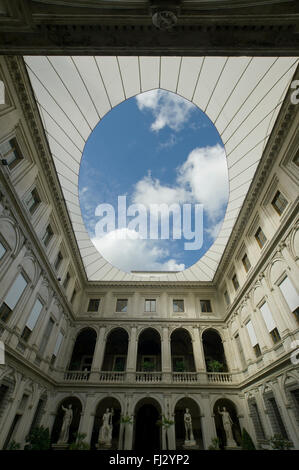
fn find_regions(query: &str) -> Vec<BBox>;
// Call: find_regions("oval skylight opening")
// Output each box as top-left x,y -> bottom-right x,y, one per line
79,89 -> 229,273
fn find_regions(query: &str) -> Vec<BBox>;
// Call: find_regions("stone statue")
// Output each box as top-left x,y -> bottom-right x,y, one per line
218,407 -> 237,448
98,408 -> 114,447
183,408 -> 196,446
57,404 -> 73,444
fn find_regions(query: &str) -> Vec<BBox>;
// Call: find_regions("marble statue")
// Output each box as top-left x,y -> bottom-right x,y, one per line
57,404 -> 73,444
218,407 -> 237,448
183,408 -> 196,446
98,408 -> 114,447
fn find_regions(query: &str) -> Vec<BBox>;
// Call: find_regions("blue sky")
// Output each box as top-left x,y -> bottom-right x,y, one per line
79,90 -> 229,272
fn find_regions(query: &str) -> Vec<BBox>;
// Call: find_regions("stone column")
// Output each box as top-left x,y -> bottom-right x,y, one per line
243,393 -> 260,447
271,380 -> 299,448
89,326 -> 107,381
161,326 -> 171,383
77,394 -> 95,445
191,327 -> 207,383
200,394 -> 217,449
221,327 -> 238,372
0,372 -> 26,449
126,326 -> 137,383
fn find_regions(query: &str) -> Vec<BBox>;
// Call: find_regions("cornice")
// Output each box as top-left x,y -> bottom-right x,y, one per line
223,201 -> 299,322
214,65 -> 299,286
0,1 -> 298,55
4,55 -> 88,286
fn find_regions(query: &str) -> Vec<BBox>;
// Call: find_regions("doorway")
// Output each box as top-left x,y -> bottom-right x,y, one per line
134,402 -> 161,451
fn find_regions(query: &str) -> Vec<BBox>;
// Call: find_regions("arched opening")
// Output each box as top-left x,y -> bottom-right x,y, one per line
101,328 -> 129,371
50,397 -> 82,445
134,398 -> 161,451
174,397 -> 203,449
213,399 -> 241,449
68,328 -> 97,371
171,328 -> 195,372
90,397 -> 121,450
137,328 -> 161,372
202,329 -> 228,372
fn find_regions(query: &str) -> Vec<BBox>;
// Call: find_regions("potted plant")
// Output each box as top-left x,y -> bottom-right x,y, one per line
241,428 -> 256,450
142,360 -> 155,372
207,359 -> 224,373
269,434 -> 293,450
120,415 -> 133,450
174,360 -> 185,372
208,437 -> 220,450
24,426 -> 50,450
69,432 -> 90,450
156,415 -> 174,450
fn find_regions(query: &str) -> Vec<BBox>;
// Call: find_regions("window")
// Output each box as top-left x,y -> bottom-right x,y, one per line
41,224 -> 53,247
278,276 -> 299,317
54,251 -> 63,271
29,399 -> 45,435
271,190 -> 288,216
113,356 -> 126,372
260,302 -> 280,344
51,331 -> 63,365
63,272 -> 70,290
270,327 -> 281,344
21,326 -> 31,342
255,227 -> 267,248
116,299 -> 128,312
145,299 -> 156,312
249,401 -> 266,440
200,300 -> 212,313
87,299 -> 100,312
235,333 -> 246,368
21,299 -> 43,341
267,397 -> 288,439
242,253 -> 251,273
0,273 -> 27,323
39,318 -> 54,356
246,320 -> 261,358
141,355 -> 157,371
232,274 -> 239,291
0,137 -> 24,169
25,188 -> 40,215
224,290 -> 230,306
293,149 -> 299,167
0,303 -> 12,323
0,241 -> 6,260
172,356 -> 185,372
173,299 -> 184,312
253,344 -> 262,357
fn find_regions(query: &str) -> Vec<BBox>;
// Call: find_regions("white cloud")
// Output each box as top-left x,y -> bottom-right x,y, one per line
136,89 -> 194,132
91,228 -> 185,273
205,221 -> 223,241
177,144 -> 229,221
132,173 -> 187,207
132,144 -> 229,222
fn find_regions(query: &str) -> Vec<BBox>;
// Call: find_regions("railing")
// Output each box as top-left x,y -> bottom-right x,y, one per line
64,370 -> 90,381
62,370 -> 235,384
98,371 -> 125,383
135,372 -> 162,383
172,372 -> 199,383
207,372 -> 233,383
